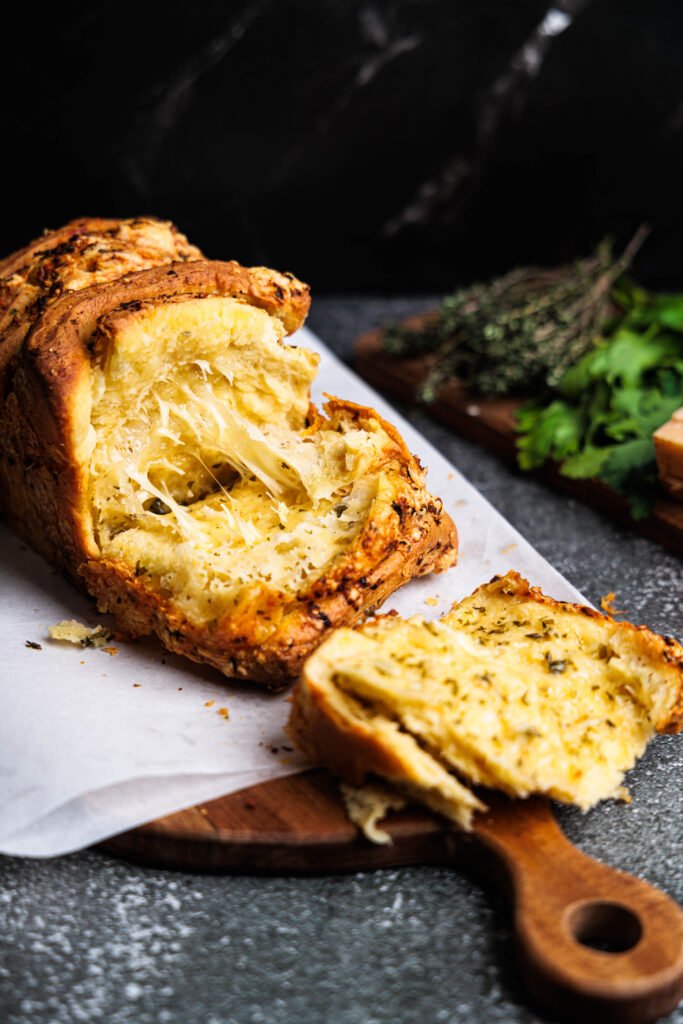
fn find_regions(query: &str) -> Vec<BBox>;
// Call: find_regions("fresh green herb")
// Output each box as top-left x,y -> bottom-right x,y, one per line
517,287 -> 683,519
382,232 -> 646,400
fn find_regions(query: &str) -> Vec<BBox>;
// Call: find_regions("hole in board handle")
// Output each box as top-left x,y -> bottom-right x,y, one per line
568,900 -> 643,954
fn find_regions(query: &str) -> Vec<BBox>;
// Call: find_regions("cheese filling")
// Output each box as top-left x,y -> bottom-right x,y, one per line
88,297 -> 387,622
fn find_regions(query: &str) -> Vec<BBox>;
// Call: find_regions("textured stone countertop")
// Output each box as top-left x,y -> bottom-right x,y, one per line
1,297 -> 682,1024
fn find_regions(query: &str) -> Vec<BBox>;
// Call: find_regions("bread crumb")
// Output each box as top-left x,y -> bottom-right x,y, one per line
218,707 -> 229,719
601,591 -> 625,615
204,700 -> 215,708
340,781 -> 406,845
49,619 -> 113,648
25,640 -> 42,650
132,682 -> 141,688
424,597 -> 439,607
102,646 -> 118,657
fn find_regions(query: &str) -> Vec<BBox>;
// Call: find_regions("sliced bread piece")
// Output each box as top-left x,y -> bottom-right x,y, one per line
289,572 -> 683,829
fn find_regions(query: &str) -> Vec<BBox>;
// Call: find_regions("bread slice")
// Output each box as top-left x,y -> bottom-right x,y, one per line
0,218 -> 457,687
289,572 -> 683,828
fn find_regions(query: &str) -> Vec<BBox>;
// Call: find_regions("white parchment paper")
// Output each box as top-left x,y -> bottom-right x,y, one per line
0,325 -> 584,857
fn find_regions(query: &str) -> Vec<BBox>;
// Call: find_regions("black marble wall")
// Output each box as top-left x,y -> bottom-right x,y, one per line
3,0 -> 683,292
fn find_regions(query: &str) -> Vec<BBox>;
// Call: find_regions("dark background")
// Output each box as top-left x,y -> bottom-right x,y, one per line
4,0 -> 683,293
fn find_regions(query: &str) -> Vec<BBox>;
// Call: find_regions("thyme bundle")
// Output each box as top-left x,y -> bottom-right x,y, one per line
382,230 -> 648,402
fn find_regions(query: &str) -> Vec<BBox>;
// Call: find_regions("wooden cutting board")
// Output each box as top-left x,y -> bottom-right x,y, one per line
353,321 -> 683,558
102,769 -> 683,1024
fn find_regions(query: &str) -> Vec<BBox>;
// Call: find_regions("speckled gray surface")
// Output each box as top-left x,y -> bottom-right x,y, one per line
1,297 -> 681,1024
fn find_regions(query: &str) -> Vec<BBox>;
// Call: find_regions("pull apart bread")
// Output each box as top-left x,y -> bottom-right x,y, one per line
289,572 -> 683,828
0,217 -> 457,687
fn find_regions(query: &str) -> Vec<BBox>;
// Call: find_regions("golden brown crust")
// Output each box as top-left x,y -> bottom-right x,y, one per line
0,216 -> 309,386
0,216 -> 199,282
0,218 -> 453,687
0,217 -> 202,382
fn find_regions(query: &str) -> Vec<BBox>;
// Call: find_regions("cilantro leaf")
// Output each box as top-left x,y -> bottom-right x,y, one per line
653,294 -> 683,331
516,401 -> 584,470
600,438 -> 660,519
560,446 -> 611,479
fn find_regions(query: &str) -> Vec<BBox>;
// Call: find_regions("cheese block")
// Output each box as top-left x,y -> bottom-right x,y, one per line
654,407 -> 683,500
0,217 -> 458,688
289,572 -> 683,830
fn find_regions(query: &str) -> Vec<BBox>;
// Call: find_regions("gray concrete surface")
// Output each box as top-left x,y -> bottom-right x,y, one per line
1,297 -> 681,1024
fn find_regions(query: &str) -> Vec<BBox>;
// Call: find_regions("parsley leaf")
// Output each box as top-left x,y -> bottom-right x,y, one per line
516,315 -> 683,518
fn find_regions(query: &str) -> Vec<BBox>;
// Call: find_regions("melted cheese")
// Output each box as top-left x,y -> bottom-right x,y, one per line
88,297 -> 389,623
340,782 -> 406,845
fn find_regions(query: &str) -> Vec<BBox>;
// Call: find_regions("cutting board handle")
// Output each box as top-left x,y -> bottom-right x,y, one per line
470,795 -> 683,1023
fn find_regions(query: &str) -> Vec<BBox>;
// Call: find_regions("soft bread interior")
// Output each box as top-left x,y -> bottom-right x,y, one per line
88,296 -> 395,623
293,573 -> 683,828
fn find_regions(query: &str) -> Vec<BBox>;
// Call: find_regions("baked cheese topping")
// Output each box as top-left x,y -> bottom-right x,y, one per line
88,297 -> 393,621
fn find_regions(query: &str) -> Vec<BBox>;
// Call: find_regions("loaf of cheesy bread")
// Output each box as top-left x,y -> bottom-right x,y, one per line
0,217 -> 457,687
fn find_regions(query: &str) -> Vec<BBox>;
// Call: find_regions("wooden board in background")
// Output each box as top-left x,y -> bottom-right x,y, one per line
354,324 -> 683,558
